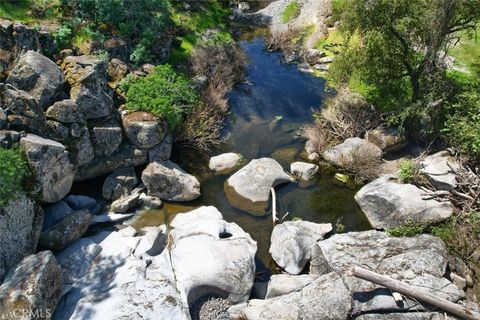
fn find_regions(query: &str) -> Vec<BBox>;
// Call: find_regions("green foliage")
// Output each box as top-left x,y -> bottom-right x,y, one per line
442,74 -> 480,158
125,65 -> 199,131
0,0 -> 61,22
330,0 -> 346,23
387,220 -> 430,237
0,147 -> 29,206
64,0 -> 172,63
282,0 -> 301,23
54,24 -> 73,49
398,159 -> 418,184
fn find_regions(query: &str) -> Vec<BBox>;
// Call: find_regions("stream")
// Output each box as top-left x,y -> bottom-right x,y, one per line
131,35 -> 371,270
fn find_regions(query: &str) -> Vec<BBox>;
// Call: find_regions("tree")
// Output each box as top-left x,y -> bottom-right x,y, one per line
334,0 -> 480,107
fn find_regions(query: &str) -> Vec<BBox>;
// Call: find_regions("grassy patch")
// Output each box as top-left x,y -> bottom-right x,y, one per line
282,0 -> 301,23
0,147 -> 29,206
314,28 -> 345,57
169,1 -> 232,64
450,27 -> 480,74
0,0 -> 60,22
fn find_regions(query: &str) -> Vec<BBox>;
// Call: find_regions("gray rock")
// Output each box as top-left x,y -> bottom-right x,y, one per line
270,220 -> 332,274
0,84 -> 49,135
46,99 -> 85,124
102,166 -> 138,201
304,140 -> 319,161
420,150 -> 460,190
39,210 -> 92,250
75,142 -> 148,181
0,107 -> 6,129
265,274 -> 318,299
355,175 -> 453,229
0,195 -> 43,281
107,58 -> 128,82
64,194 -> 97,211
365,126 -> 407,153
322,137 -> 383,167
139,193 -> 163,210
7,50 -> 65,110
227,157 -> 294,203
91,122 -> 123,157
142,160 -> 201,201
0,251 -> 63,318
148,133 -> 172,162
310,230 -> 463,315
209,152 -> 243,172
63,55 -> 114,120
238,2 -> 250,12
70,127 -> 95,166
43,201 -> 74,230
356,313 -> 455,320
20,134 -> 76,203
110,193 -> 140,213
229,272 -> 351,320
290,161 -> 318,180
134,226 -> 166,259
122,111 -> 166,148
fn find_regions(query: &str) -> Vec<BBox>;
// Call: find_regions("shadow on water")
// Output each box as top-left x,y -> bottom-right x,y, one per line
138,37 -> 371,269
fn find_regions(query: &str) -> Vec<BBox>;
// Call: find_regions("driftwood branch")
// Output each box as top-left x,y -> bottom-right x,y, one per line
348,266 -> 480,320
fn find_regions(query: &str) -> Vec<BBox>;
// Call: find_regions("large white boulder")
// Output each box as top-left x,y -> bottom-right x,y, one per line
420,150 -> 460,190
355,175 -> 453,229
270,220 -> 332,274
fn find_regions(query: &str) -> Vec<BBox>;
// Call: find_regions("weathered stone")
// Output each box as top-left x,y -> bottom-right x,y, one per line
39,210 -> 92,250
64,194 -> 97,211
0,195 -> 43,281
209,152 -> 243,172
322,137 -> 382,168
365,126 -> 407,153
43,201 -> 74,230
290,161 -> 318,180
7,50 -> 64,110
270,220 -> 332,274
142,160 -> 201,201
75,142 -> 148,181
355,175 -> 453,229
0,251 -> 63,319
104,38 -> 129,61
420,150 -> 460,190
20,134 -> 75,203
70,127 -> 95,166
139,193 -> 163,210
46,99 -> 85,124
227,158 -> 294,203
122,111 -> 166,148
265,274 -> 318,299
102,166 -> 138,201
229,272 -> 351,320
110,193 -> 140,213
148,133 -> 172,162
310,230 -> 463,315
107,58 -> 128,82
0,84 -> 48,135
304,140 -> 319,161
91,122 -> 123,157
134,226 -> 166,259
238,2 -> 250,12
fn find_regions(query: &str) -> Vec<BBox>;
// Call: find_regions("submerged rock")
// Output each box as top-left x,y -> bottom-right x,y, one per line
0,195 -> 43,281
7,50 -> 65,110
142,160 -> 201,201
20,134 -> 76,203
227,157 -> 294,203
290,161 -> 318,180
355,175 -> 453,229
0,251 -> 63,318
209,152 -> 243,172
270,220 -> 332,274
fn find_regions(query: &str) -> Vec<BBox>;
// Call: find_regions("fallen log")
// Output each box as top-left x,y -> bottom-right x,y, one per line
347,266 -> 480,320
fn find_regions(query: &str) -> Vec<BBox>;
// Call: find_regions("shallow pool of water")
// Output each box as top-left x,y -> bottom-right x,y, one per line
135,37 -> 371,269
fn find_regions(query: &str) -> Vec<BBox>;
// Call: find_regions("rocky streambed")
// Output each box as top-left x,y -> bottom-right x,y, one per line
1,1 -> 479,319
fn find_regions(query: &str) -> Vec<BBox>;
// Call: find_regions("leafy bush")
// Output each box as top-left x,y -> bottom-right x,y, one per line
125,65 -> 199,131
282,0 -> 301,23
54,24 -> 73,49
387,220 -> 430,237
398,159 -> 417,184
0,147 -> 29,206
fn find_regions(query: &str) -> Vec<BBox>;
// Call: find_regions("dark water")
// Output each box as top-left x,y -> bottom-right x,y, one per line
133,37 -> 370,268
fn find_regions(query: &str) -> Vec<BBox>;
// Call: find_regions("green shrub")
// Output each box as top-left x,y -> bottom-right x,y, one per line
54,24 -> 73,49
387,220 -> 430,237
282,0 -> 301,23
398,159 -> 418,184
125,65 -> 199,131
0,147 -> 29,206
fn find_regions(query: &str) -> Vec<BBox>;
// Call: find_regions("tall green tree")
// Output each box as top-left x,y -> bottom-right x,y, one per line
334,0 -> 480,107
